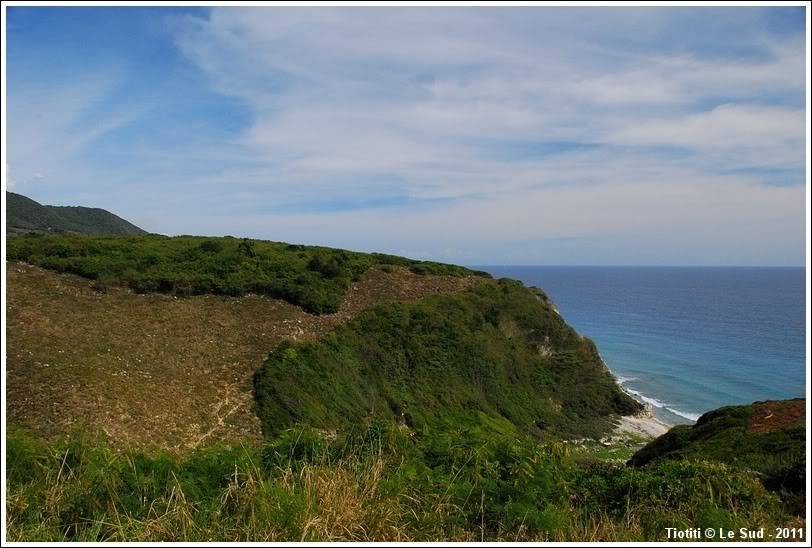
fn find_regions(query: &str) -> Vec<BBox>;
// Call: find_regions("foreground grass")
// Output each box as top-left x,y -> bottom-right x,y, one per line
6,425 -> 791,542
6,233 -> 486,313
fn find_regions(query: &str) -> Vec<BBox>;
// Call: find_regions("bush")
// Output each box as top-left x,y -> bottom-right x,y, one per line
307,252 -> 345,279
198,240 -> 224,254
6,234 -> 485,314
5,425 -> 792,542
254,279 -> 642,439
629,400 -> 805,513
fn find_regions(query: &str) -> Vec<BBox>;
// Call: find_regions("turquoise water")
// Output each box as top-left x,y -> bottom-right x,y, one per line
479,266 -> 806,424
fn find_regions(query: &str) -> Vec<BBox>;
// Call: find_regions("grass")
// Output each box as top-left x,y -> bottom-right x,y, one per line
574,433 -> 653,463
254,278 -> 643,441
6,262 -> 481,451
6,425 -> 793,542
6,233 -> 487,313
629,400 -> 806,513
5,237 -> 803,541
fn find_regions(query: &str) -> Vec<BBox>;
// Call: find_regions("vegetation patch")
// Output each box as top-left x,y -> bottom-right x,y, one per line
6,233 -> 486,313
6,424 -> 790,542
254,278 -> 642,440
6,263 -> 481,450
629,400 -> 805,513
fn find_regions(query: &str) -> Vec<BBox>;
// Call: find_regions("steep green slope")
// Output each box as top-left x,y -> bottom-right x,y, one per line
629,399 -> 805,510
6,191 -> 146,236
6,233 -> 487,314
254,278 -> 643,439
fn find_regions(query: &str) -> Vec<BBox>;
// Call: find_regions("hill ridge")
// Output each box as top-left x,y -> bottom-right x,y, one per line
6,191 -> 147,236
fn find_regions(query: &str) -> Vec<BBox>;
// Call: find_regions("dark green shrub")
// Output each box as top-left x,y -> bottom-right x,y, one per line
198,240 -> 224,254
6,234 -> 485,314
254,280 -> 641,439
307,252 -> 345,278
237,238 -> 255,257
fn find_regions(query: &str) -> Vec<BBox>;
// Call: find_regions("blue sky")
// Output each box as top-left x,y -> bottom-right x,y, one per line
5,6 -> 807,265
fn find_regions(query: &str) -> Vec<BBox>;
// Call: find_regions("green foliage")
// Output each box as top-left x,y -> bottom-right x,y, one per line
237,238 -> 255,257
6,425 -> 789,541
254,279 -> 642,439
197,239 -> 224,254
629,400 -> 805,513
571,458 -> 783,535
6,233 -> 485,314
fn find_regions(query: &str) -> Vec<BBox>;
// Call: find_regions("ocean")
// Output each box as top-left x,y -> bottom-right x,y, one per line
478,266 -> 806,425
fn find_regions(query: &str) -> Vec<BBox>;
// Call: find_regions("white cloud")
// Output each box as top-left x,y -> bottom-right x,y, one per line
157,7 -> 808,264
147,173 -> 803,266
172,8 -> 805,178
607,103 -> 805,151
6,7 -> 806,265
570,37 -> 805,106
7,73 -> 143,190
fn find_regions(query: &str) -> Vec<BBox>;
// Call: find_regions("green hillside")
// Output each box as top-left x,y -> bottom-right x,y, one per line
255,278 -> 642,439
6,233 -> 486,313
629,399 -> 805,511
5,230 -> 804,540
6,191 -> 146,236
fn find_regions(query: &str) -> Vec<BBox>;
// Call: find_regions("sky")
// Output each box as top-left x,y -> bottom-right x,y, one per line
4,6 -> 808,266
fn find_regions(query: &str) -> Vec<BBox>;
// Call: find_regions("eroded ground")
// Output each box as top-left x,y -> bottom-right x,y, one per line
6,263 -> 484,452
748,399 -> 805,434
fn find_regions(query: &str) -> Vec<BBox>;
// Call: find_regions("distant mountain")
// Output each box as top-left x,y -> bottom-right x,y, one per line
5,191 -> 147,236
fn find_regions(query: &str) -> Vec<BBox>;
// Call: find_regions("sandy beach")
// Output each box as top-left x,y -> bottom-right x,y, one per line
614,407 -> 671,438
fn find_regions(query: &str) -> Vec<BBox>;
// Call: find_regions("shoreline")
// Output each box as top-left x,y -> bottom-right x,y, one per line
601,362 -> 674,439
611,368 -> 673,438
614,405 -> 671,438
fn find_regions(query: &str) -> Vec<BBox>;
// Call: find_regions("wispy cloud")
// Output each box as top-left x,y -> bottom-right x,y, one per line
5,7 -> 807,265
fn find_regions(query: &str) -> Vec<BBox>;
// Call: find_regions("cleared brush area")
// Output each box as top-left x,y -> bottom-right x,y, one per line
6,263 -> 483,452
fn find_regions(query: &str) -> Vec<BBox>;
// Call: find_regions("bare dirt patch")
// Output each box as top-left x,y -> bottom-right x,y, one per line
6,263 -> 485,452
748,399 -> 805,434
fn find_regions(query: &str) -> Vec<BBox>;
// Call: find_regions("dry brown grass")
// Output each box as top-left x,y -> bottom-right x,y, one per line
6,263 -> 484,453
748,399 -> 805,434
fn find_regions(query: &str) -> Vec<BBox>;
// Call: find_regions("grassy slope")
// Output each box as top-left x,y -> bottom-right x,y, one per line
7,233 -> 486,313
629,400 -> 805,511
6,424 -> 790,542
5,234 -> 803,540
255,278 -> 642,440
6,263 -> 480,450
6,192 -> 146,236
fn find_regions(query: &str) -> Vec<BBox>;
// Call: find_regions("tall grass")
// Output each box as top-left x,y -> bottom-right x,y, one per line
6,425 -> 790,542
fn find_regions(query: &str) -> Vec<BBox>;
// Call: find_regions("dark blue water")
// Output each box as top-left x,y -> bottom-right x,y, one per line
478,266 -> 806,424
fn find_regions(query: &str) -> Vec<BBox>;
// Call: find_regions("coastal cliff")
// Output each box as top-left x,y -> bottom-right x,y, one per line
4,229 -> 805,541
